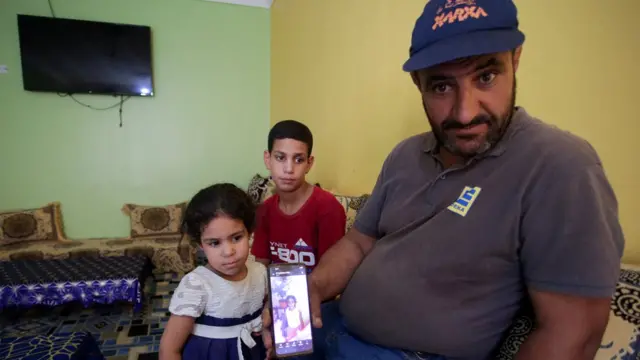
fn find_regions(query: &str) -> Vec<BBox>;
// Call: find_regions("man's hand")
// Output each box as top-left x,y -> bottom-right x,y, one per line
262,303 -> 274,360
308,275 -> 324,328
262,277 -> 324,359
262,229 -> 374,358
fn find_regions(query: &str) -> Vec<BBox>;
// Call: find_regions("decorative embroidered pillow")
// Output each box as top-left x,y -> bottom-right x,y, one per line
247,174 -> 276,204
0,202 -> 67,246
122,202 -> 186,239
331,193 -> 370,232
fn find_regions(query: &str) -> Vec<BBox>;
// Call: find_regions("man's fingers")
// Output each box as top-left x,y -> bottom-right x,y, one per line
262,305 -> 272,328
261,302 -> 274,359
309,283 -> 323,328
262,327 -> 273,353
263,327 -> 272,347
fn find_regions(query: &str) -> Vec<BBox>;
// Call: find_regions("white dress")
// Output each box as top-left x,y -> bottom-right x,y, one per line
286,307 -> 303,329
168,261 -> 267,360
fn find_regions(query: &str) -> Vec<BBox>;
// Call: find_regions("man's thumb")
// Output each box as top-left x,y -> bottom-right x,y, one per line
310,289 -> 323,328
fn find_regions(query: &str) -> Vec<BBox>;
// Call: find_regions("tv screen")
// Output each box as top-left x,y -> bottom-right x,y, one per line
17,15 -> 154,97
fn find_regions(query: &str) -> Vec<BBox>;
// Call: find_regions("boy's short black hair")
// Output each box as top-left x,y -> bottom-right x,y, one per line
182,183 -> 256,244
268,120 -> 313,157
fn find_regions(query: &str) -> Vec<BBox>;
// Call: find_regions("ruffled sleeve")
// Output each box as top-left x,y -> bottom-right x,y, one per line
168,272 -> 208,318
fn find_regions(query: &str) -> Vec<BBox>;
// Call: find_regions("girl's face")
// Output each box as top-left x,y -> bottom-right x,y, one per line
287,298 -> 296,310
200,215 -> 250,281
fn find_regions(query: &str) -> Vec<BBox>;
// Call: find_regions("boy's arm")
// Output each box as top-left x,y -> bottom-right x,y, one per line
317,197 -> 347,259
251,204 -> 271,265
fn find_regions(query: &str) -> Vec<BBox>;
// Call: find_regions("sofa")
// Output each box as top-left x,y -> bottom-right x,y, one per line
0,201 -> 194,273
245,174 -> 640,360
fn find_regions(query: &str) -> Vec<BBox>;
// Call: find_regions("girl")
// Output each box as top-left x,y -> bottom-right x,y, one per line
284,295 -> 305,341
160,183 -> 267,360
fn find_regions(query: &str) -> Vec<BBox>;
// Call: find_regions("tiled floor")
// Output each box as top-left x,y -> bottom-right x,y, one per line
0,273 -> 182,360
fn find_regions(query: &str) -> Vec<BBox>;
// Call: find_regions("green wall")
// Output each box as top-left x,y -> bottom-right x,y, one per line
0,0 -> 270,239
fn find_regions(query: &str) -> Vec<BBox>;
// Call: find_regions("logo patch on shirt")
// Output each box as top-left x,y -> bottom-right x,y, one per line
294,239 -> 310,248
269,239 -> 316,268
448,186 -> 482,217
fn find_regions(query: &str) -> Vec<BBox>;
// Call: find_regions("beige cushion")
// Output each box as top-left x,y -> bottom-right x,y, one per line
121,202 -> 186,238
0,202 -> 68,246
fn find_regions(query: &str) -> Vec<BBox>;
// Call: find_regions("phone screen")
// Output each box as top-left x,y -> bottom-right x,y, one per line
268,263 -> 314,358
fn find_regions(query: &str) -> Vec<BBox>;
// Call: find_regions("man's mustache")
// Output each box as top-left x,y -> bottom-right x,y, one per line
442,115 -> 492,131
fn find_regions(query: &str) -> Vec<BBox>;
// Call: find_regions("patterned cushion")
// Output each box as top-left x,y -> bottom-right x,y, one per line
0,202 -> 67,246
332,193 -> 370,232
121,202 -> 186,238
247,173 -> 276,204
496,264 -> 640,359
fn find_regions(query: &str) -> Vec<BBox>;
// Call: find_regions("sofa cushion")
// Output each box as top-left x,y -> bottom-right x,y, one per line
0,202 -> 67,246
332,193 -> 370,232
121,202 -> 186,239
9,250 -> 45,261
598,265 -> 640,359
248,173 -> 276,204
0,236 -> 193,274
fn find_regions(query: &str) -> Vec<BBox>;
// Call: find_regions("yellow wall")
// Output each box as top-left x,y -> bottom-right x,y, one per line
271,0 -> 640,263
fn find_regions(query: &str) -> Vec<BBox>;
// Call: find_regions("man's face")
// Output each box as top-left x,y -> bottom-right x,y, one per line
412,48 -> 522,159
264,138 -> 314,193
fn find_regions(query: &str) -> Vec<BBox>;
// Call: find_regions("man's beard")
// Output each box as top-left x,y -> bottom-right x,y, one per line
428,78 -> 517,159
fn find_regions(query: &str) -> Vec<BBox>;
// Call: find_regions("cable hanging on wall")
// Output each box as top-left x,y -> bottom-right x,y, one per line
58,93 -> 131,127
48,0 -> 130,127
47,0 -> 56,17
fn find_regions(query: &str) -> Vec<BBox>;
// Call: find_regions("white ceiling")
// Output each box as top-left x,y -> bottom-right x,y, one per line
202,0 -> 273,9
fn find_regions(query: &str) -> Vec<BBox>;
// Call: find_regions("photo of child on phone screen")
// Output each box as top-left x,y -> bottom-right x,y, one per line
270,274 -> 312,347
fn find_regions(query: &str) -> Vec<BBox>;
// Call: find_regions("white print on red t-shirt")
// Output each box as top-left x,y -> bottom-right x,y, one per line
270,239 -> 316,267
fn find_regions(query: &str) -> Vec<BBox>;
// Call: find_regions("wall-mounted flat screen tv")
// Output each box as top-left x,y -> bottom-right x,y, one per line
17,14 -> 154,97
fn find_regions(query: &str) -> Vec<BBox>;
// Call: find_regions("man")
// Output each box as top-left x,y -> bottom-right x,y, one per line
262,0 -> 625,359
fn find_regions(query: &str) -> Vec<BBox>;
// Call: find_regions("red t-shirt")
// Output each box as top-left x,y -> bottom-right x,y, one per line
251,186 -> 346,270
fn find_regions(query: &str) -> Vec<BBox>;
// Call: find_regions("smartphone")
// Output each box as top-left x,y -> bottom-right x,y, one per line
267,263 -> 314,358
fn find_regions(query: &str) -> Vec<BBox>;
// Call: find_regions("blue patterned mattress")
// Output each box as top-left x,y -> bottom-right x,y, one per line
0,331 -> 104,360
0,255 -> 152,312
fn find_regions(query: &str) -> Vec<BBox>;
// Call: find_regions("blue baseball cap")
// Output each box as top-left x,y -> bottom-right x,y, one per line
403,0 -> 525,72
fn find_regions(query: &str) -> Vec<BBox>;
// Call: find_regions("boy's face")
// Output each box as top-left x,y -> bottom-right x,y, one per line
264,138 -> 314,193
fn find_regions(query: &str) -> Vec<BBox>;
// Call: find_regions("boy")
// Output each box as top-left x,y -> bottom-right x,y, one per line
251,120 -> 346,271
